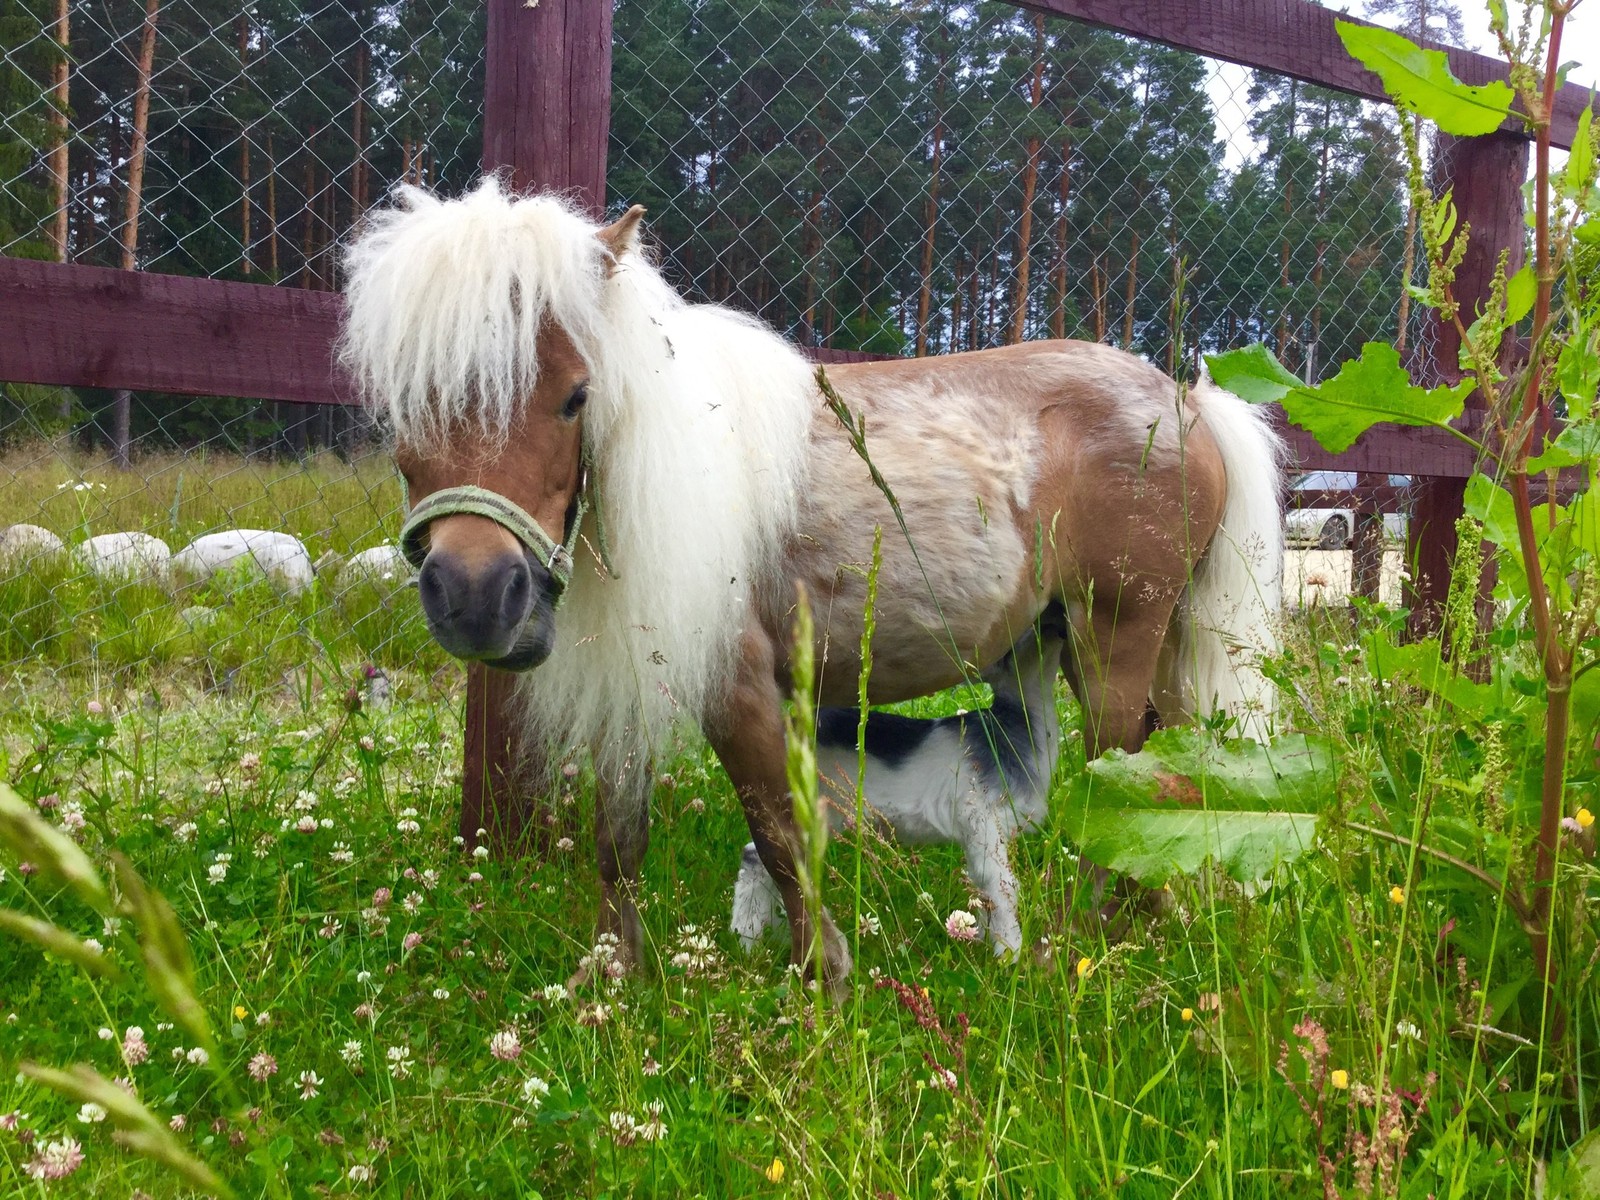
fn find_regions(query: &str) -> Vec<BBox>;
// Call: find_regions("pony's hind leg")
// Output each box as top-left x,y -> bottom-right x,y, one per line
707,621 -> 852,991
1068,594 -> 1178,757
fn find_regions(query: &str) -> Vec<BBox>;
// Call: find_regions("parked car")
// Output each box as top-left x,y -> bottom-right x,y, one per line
1284,471 -> 1410,549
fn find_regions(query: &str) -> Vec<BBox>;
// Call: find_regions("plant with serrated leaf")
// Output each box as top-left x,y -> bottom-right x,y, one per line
1208,1 -> 1596,1056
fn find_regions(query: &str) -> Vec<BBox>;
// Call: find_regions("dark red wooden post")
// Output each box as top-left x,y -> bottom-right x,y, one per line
463,0 -> 613,852
1405,130 -> 1527,635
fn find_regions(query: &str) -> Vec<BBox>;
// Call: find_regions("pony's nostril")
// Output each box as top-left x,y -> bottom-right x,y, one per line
498,556 -> 532,619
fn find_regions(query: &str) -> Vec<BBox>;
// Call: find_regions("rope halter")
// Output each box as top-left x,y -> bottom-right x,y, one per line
398,471 -> 589,607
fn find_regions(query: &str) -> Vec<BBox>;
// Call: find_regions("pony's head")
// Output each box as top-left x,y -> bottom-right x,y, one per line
339,179 -> 645,669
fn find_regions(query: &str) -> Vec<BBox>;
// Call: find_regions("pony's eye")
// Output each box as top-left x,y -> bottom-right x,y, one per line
562,384 -> 589,421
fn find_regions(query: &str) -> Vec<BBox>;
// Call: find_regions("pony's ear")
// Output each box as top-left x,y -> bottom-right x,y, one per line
597,205 -> 646,261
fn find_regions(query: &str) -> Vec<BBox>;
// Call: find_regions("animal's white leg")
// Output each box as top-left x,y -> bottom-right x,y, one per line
730,842 -> 782,951
962,814 -> 1024,955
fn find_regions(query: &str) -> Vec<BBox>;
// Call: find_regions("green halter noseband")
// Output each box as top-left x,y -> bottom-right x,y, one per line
398,446 -> 613,608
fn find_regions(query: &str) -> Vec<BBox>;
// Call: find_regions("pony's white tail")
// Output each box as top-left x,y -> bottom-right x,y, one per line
1159,380 -> 1286,741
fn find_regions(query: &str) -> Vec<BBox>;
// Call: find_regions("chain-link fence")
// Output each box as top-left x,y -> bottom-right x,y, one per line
1,0 -> 1428,719
0,0 -> 484,718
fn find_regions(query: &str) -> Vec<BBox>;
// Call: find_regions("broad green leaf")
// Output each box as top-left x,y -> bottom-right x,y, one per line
1364,632 -> 1499,715
1061,729 -> 1330,885
1561,105 -> 1594,201
1282,342 -> 1474,454
1337,21 -> 1515,136
1526,423 -> 1600,472
1559,334 -> 1599,420
1577,220 -> 1600,245
1505,264 -> 1537,324
1072,809 -> 1318,887
1204,344 -> 1302,405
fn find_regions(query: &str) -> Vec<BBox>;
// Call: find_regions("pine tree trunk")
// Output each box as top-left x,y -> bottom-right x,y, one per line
1165,222 -> 1180,375
1090,254 -> 1106,342
238,14 -> 251,276
801,130 -> 827,346
966,259 -> 979,351
1051,140 -> 1071,341
350,15 -> 370,215
951,251 -> 964,355
1122,229 -> 1139,350
265,131 -> 279,277
1010,15 -> 1046,345
321,162 -> 336,291
48,0 -> 69,261
299,135 -> 318,289
50,0 -> 71,420
1276,80 -> 1298,372
112,0 -> 162,470
915,43 -> 947,357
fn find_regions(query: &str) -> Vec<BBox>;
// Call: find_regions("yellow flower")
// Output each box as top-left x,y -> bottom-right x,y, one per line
234,1005 -> 248,1020
1180,1007 -> 1194,1022
1330,1069 -> 1350,1090
765,1157 -> 785,1183
1388,885 -> 1405,905
1578,807 -> 1595,829
1076,956 -> 1093,981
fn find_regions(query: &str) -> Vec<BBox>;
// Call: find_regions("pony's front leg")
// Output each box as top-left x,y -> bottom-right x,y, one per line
572,753 -> 650,986
706,622 -> 852,992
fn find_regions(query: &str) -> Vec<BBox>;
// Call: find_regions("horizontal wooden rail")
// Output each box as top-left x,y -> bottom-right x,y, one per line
0,256 -> 1492,480
0,256 -> 351,405
1020,0 -> 1591,149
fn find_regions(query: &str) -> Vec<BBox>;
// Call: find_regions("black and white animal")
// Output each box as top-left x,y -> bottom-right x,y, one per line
731,615 -> 1067,954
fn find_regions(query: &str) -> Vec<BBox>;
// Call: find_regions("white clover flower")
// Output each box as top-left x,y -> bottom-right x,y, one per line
76,1102 -> 107,1124
386,1045 -> 412,1079
488,1029 -> 523,1062
185,1047 -> 209,1066
540,984 -> 569,1003
330,843 -> 355,865
297,1070 -> 322,1100
521,1076 -> 550,1106
340,1040 -> 363,1064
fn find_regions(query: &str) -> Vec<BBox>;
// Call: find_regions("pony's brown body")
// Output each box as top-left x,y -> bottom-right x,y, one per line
338,181 -> 1282,990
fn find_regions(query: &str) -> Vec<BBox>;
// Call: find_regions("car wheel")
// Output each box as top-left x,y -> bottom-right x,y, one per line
1317,515 -> 1350,550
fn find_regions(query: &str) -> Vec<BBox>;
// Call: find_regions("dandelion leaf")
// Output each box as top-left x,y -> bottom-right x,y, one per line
1061,729 -> 1329,885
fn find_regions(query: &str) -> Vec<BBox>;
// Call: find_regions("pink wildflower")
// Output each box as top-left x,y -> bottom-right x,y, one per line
488,1029 -> 523,1062
402,932 -> 423,953
122,1027 -> 149,1066
24,1136 -> 84,1180
944,910 -> 981,942
247,1053 -> 278,1083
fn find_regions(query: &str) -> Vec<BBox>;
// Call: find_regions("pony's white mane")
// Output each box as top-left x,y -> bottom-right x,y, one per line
340,177 -> 818,768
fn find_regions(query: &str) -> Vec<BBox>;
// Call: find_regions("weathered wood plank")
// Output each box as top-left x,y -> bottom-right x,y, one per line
0,255 -> 349,405
1015,0 -> 1589,149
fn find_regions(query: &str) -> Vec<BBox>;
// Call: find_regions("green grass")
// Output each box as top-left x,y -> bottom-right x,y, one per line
0,449 -> 1596,1198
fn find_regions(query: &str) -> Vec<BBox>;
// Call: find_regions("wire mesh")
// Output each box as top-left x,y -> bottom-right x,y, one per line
0,0 -> 484,716
609,0 -> 1423,378
1,0 -> 1435,715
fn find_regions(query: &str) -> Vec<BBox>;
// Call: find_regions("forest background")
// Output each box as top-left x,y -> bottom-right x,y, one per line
0,0 -> 1506,460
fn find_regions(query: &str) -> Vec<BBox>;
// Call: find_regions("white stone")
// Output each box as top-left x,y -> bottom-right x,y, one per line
178,604 -> 218,629
173,530 -> 313,595
74,532 -> 171,581
339,543 -> 410,586
0,523 -> 66,565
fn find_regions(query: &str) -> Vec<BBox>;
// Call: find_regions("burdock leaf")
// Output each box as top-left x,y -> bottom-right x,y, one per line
1337,20 -> 1515,136
1285,343 -> 1473,454
1060,729 -> 1331,885
0,782 -> 111,913
0,910 -> 126,981
1204,343 -> 1302,405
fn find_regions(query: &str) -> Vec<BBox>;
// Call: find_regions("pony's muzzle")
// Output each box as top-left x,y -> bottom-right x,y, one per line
416,544 -> 546,665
